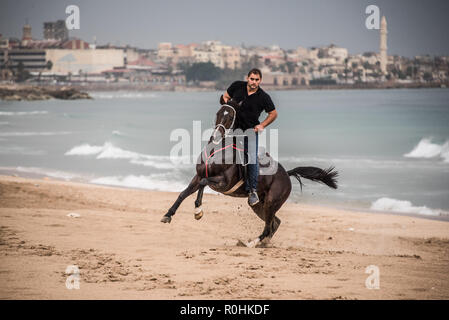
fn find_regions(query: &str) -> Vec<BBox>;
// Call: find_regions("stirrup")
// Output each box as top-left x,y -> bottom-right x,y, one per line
248,190 -> 259,206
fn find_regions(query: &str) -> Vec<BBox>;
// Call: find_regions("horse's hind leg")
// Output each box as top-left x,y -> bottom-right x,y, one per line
246,194 -> 284,247
250,202 -> 281,238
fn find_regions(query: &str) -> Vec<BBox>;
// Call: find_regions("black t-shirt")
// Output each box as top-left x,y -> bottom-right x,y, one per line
226,81 -> 275,130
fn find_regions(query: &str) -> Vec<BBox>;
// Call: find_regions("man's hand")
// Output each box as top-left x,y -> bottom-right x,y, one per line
254,124 -> 264,132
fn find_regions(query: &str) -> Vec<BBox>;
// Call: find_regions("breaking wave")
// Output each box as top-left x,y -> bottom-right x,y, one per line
65,142 -> 190,169
90,173 -> 218,194
0,111 -> 48,116
15,166 -> 82,180
90,174 -> 187,192
404,138 -> 449,163
370,197 -> 448,217
89,92 -> 158,99
0,131 -> 71,137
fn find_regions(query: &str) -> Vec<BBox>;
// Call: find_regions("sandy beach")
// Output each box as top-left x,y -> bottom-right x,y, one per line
0,174 -> 448,300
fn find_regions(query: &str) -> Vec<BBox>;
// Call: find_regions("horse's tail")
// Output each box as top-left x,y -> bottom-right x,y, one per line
287,166 -> 338,191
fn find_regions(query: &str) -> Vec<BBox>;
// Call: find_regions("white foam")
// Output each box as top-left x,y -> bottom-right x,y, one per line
0,131 -> 71,137
90,174 -> 187,192
129,159 -> 176,169
89,92 -> 158,99
279,155 -> 441,169
112,130 -> 127,137
15,166 -> 81,180
0,111 -> 48,116
370,197 -> 445,216
90,173 -> 219,195
441,146 -> 449,163
96,143 -> 140,160
64,143 -> 105,156
65,142 -> 187,169
0,146 -> 46,155
404,138 -> 449,162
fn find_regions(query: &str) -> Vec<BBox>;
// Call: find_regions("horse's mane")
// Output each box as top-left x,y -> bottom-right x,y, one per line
219,95 -> 240,109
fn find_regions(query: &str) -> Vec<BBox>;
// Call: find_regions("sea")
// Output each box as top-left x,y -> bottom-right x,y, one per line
1,88 -> 449,221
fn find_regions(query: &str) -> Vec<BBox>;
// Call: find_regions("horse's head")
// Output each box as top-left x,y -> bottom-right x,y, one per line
210,98 -> 239,144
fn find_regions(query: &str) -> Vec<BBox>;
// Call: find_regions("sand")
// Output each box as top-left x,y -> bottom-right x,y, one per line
0,174 -> 448,300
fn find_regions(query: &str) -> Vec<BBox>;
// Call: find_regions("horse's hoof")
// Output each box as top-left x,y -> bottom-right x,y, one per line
236,238 -> 260,248
246,238 -> 260,248
256,238 -> 273,248
161,215 -> 172,223
194,207 -> 203,220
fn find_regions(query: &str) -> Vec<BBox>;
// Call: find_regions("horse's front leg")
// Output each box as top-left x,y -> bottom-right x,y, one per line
161,175 -> 201,223
194,185 -> 205,220
193,175 -> 227,221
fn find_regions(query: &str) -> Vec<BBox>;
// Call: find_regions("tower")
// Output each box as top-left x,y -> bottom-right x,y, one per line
22,22 -> 32,45
44,20 -> 68,41
380,16 -> 388,74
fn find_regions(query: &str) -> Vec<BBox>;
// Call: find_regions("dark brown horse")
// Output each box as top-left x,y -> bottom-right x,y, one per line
161,99 -> 338,247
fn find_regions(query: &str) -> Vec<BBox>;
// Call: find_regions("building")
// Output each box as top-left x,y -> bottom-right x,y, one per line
157,42 -> 174,61
44,20 -> 69,41
45,48 -> 125,75
62,38 -> 90,50
0,49 -> 47,72
21,24 -> 32,46
263,71 -> 309,86
296,46 -> 310,59
222,46 -> 241,69
380,16 -> 388,74
0,34 -> 9,49
328,46 -> 348,63
172,44 -> 195,65
193,41 -> 224,68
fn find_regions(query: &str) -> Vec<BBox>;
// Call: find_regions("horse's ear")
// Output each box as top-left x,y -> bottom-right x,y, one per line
219,95 -> 226,105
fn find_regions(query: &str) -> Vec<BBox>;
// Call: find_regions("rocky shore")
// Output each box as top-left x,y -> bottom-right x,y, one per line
0,85 -> 92,101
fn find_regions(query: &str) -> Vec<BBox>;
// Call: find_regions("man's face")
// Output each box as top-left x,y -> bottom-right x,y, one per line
247,73 -> 261,90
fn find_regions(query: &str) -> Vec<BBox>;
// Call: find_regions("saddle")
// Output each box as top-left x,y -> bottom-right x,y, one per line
223,151 -> 276,195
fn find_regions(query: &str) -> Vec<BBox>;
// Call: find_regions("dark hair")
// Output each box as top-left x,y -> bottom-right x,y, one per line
247,68 -> 262,79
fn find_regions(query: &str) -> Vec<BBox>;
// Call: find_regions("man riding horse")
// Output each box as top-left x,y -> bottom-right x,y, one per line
160,68 -> 339,247
222,68 -> 278,206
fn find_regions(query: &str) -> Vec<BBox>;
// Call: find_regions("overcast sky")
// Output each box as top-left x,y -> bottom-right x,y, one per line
1,0 -> 448,57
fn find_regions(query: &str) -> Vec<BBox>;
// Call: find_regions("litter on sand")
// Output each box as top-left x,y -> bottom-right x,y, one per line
67,212 -> 81,218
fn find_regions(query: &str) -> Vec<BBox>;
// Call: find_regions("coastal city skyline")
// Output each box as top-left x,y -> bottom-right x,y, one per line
1,0 -> 449,57
1,0 -> 448,88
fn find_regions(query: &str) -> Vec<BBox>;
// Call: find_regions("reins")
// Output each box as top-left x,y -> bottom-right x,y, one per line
211,104 -> 236,145
204,143 -> 244,177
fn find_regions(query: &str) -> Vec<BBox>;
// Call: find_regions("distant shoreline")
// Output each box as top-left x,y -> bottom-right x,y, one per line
80,81 -> 447,92
1,81 -> 446,95
0,84 -> 92,101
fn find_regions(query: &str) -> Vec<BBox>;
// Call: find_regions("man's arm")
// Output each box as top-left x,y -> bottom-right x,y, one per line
255,109 -> 277,132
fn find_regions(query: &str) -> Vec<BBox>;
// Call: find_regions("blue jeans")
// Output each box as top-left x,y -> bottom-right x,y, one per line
244,132 -> 259,192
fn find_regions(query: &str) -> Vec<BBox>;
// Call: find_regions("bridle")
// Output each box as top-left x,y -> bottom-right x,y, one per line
211,104 -> 236,145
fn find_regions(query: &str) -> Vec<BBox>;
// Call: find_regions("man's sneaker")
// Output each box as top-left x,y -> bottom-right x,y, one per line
248,190 -> 259,206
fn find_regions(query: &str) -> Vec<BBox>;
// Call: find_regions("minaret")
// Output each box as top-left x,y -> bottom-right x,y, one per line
22,21 -> 32,46
380,16 -> 388,74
